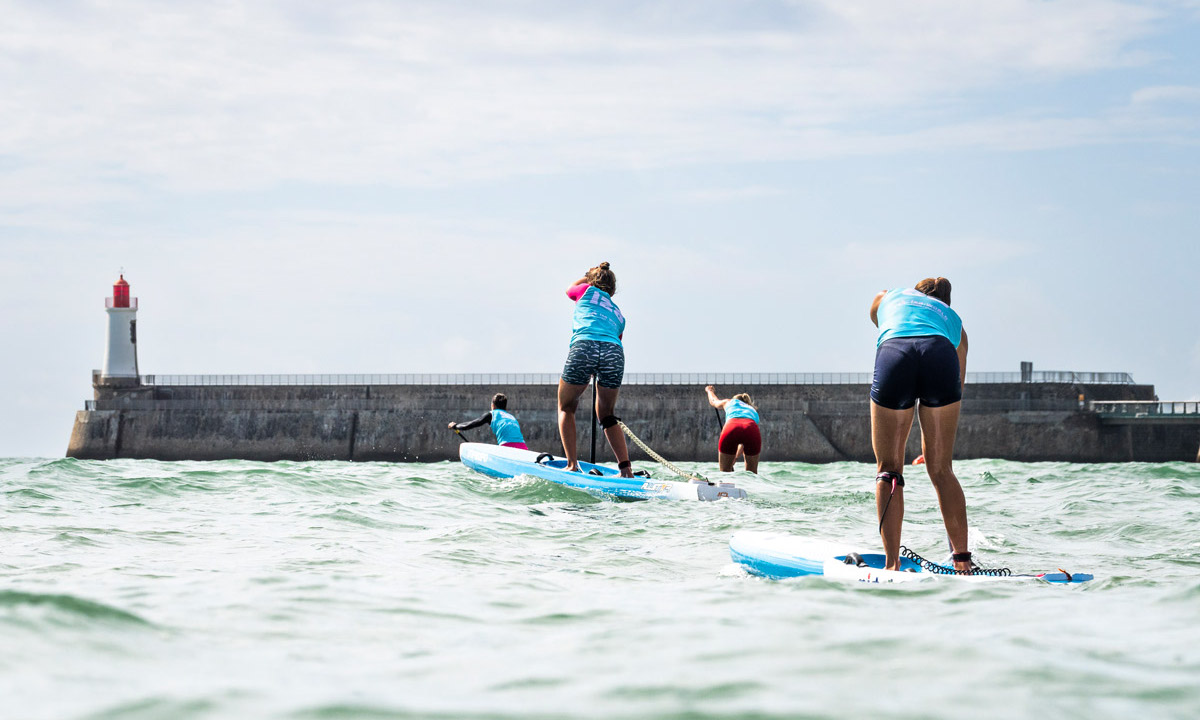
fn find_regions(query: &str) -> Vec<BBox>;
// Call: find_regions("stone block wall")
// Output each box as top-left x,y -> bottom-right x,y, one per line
68,381 -> 1197,463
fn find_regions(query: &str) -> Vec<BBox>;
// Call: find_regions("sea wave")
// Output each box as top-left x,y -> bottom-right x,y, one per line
0,590 -> 152,627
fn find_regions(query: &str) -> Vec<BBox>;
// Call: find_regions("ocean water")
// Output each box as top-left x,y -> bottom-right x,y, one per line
2,455 -> 1199,720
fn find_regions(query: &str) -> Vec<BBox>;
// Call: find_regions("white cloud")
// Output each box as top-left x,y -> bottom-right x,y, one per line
823,236 -> 1033,272
679,185 -> 789,203
1131,85 -> 1200,105
0,0 -> 1173,201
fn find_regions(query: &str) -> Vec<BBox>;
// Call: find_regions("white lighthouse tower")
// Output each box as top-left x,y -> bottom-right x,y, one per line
101,274 -> 140,383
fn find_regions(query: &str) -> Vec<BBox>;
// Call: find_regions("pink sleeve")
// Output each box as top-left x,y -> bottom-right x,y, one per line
566,283 -> 589,302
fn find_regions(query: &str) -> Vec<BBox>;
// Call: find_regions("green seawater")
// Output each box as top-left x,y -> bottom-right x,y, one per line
2,457 -> 1199,719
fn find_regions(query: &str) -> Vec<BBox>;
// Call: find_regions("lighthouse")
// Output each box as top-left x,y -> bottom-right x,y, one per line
101,274 -> 140,383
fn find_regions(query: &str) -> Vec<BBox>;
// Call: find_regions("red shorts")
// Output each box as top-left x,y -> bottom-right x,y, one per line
501,441 -> 529,450
718,418 -> 761,456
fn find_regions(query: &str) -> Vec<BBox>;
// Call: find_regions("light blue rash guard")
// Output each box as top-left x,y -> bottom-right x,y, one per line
724,398 -> 760,424
875,288 -> 963,348
490,409 -> 525,446
570,286 -> 626,347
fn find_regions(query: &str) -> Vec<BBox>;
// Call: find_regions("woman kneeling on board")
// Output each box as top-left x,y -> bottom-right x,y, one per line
448,393 -> 528,449
558,262 -> 634,478
870,277 -> 971,573
704,386 -> 761,474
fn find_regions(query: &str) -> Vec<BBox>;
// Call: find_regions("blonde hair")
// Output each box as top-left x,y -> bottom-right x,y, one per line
586,262 -> 617,296
733,393 -> 755,409
915,277 -> 952,305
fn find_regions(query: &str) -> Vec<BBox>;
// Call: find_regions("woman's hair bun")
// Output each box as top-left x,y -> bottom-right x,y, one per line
915,276 -> 952,305
586,262 -> 618,296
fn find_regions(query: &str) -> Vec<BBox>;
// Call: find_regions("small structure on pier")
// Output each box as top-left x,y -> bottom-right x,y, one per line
101,275 -> 139,386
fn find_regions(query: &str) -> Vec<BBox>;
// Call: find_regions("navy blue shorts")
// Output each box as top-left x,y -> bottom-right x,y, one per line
870,336 -> 962,410
561,340 -> 625,388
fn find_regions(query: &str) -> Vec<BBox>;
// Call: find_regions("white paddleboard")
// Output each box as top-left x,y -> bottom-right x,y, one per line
730,531 -> 1091,584
459,443 -> 747,501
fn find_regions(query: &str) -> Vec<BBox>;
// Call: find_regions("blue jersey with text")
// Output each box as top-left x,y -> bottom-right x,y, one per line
570,286 -> 626,346
724,398 -> 760,424
490,409 -> 525,446
876,288 -> 963,347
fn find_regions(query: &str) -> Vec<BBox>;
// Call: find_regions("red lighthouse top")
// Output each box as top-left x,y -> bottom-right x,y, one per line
112,275 -> 130,308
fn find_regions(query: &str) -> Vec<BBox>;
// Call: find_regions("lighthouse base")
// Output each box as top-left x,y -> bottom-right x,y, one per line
98,376 -> 142,388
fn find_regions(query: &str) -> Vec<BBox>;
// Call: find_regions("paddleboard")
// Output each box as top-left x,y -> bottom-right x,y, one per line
459,443 -> 747,501
729,531 -> 1091,584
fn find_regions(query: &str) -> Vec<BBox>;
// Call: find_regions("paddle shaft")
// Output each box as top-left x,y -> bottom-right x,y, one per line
590,379 -> 597,464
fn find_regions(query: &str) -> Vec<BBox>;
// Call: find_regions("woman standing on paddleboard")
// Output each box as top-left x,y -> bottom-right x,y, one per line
870,277 -> 971,573
558,262 -> 634,477
704,386 -> 761,474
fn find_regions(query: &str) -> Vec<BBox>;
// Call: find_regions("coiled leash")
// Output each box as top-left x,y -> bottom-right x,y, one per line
900,546 -> 1012,577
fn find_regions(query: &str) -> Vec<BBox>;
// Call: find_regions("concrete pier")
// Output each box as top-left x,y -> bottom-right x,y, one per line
66,376 -> 1200,463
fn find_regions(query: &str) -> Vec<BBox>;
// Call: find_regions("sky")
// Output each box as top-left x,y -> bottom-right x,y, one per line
1,0 -> 1198,457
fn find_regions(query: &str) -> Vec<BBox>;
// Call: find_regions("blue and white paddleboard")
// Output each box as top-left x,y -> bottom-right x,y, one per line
459,443 -> 747,501
729,531 -> 1092,584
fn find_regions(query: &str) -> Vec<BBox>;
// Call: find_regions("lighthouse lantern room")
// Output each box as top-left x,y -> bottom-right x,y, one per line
101,274 -> 139,383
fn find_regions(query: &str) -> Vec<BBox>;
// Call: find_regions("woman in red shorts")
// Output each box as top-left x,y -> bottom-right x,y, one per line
705,385 -> 761,474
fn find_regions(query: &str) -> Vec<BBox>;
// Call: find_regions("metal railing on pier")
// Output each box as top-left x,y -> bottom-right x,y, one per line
973,371 -> 1134,384
1091,401 -> 1200,418
135,372 -> 878,386
804,399 -> 1082,414
131,370 -> 1135,387
84,397 -> 1089,413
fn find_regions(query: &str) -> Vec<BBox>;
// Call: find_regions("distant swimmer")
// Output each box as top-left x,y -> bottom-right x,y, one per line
869,277 -> 972,573
558,262 -> 634,478
704,386 -> 761,474
448,393 -> 528,449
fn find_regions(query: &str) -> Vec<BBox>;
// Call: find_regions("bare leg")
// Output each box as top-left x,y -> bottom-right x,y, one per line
557,380 -> 588,471
918,401 -> 970,572
717,452 -> 736,471
596,385 -> 633,478
743,454 -> 759,474
871,401 -> 916,570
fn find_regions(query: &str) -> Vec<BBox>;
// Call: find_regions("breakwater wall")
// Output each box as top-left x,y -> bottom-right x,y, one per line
66,378 -> 1199,463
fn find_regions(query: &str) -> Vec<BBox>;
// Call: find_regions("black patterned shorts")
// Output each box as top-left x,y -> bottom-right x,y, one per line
561,340 -> 625,388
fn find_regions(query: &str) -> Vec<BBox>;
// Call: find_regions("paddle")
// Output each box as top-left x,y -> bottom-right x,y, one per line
706,384 -> 724,432
590,379 -> 597,464
451,427 -> 470,443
